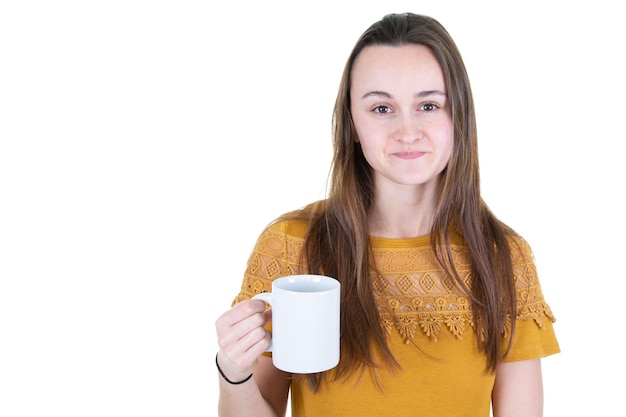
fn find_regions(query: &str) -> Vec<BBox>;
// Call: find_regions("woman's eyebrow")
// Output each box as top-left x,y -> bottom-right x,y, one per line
360,89 -> 446,99
361,90 -> 392,99
416,89 -> 446,98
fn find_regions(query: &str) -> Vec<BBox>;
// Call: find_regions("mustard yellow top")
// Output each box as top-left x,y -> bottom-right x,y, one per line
233,209 -> 559,417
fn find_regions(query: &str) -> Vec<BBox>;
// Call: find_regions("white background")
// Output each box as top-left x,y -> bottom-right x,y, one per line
1,0 -> 624,416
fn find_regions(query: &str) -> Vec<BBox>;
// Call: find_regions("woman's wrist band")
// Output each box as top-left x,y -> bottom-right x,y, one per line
215,354 -> 253,385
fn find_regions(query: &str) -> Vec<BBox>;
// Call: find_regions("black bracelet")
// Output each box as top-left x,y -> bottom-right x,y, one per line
215,354 -> 253,385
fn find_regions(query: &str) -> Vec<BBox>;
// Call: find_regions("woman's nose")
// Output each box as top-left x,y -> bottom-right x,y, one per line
393,113 -> 422,143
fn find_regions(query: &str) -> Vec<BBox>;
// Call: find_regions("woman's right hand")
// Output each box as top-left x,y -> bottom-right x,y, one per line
215,299 -> 272,382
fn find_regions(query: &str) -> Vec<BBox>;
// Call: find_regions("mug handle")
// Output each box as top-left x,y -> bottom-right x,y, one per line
251,292 -> 273,352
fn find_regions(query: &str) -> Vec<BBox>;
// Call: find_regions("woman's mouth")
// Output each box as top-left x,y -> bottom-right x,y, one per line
394,151 -> 425,160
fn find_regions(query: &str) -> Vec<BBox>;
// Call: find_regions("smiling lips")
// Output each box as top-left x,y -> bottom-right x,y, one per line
394,151 -> 425,160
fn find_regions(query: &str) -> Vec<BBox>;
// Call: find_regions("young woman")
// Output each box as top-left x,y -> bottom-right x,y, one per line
215,13 -> 559,417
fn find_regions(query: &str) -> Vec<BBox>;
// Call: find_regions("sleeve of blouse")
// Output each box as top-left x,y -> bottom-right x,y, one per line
231,219 -> 308,306
504,236 -> 560,362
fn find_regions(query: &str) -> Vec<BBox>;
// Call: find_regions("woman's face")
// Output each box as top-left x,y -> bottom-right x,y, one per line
350,44 -> 453,195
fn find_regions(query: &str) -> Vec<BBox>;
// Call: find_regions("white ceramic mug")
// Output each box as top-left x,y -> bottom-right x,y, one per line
252,274 -> 340,374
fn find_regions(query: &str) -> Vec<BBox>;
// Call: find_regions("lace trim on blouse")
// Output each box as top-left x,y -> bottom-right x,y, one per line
237,228 -> 556,343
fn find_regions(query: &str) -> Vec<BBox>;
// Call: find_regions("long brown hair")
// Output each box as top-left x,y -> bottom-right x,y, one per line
299,13 -> 517,390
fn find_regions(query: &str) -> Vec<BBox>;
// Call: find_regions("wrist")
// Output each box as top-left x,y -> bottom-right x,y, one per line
215,353 -> 253,385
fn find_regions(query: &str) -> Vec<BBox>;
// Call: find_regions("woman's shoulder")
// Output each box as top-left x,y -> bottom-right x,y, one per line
265,199 -> 326,238
504,233 -> 535,265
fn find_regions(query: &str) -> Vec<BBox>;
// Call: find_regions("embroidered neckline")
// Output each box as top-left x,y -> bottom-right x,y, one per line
238,227 -> 556,345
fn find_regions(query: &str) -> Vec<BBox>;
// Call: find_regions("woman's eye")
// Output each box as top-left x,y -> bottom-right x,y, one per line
372,105 -> 391,114
420,102 -> 439,111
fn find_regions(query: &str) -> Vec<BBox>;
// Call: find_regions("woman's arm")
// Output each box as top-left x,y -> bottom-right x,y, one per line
216,300 -> 291,417
217,355 -> 291,417
492,358 -> 543,417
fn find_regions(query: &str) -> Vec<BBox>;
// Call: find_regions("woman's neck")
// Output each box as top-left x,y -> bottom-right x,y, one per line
368,187 -> 436,239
